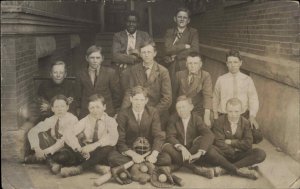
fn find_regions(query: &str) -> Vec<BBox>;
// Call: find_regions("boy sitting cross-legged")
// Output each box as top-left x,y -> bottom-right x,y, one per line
61,94 -> 118,177
25,95 -> 79,174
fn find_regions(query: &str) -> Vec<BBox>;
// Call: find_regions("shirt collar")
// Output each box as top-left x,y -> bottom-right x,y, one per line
126,30 -> 137,38
143,62 -> 154,70
88,112 -> 107,122
229,71 -> 240,77
88,66 -> 100,74
132,108 -> 144,116
181,114 -> 191,122
177,27 -> 186,33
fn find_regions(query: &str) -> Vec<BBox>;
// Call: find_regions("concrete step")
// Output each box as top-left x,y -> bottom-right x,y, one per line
255,139 -> 300,188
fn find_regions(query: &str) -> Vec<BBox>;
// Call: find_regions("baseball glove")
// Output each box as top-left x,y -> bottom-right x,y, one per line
130,162 -> 155,184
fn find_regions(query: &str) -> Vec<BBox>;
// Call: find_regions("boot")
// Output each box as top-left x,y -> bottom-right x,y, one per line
24,155 -> 44,164
184,163 -> 214,179
172,174 -> 185,186
236,167 -> 258,180
94,164 -> 111,175
213,166 -> 227,177
60,166 -> 83,177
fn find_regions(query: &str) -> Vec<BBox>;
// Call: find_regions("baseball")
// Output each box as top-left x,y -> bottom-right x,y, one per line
158,174 -> 167,183
140,165 -> 148,173
119,172 -> 128,180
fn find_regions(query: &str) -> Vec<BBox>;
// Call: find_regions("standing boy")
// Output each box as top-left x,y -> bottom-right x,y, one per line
173,52 -> 213,127
77,45 -> 121,118
122,42 -> 172,130
213,49 -> 263,143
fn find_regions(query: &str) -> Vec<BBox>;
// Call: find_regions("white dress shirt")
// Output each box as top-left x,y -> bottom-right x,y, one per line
213,72 -> 259,117
132,109 -> 144,125
126,30 -> 137,55
68,113 -> 118,150
181,115 -> 191,145
142,62 -> 154,79
28,112 -> 78,150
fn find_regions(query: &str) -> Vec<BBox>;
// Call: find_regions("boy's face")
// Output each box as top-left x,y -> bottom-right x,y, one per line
226,56 -> 242,74
51,99 -> 69,117
176,100 -> 193,119
126,15 -> 138,34
186,56 -> 202,74
130,93 -> 148,112
88,100 -> 106,119
174,11 -> 190,29
50,64 -> 66,84
226,103 -> 242,123
86,51 -> 103,70
140,45 -> 156,65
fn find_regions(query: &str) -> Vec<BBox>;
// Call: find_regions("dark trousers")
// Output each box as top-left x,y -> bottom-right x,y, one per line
163,144 -> 266,174
108,150 -> 172,167
77,146 -> 115,170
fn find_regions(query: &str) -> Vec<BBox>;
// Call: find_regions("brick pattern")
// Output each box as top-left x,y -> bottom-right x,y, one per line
192,0 -> 300,61
1,37 -> 18,130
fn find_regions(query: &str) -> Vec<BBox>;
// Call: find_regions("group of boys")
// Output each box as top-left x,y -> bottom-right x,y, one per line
25,7 -> 266,187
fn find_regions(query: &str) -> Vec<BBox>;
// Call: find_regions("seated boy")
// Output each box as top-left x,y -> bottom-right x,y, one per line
211,98 -> 266,179
163,95 -> 215,179
61,94 -> 118,177
108,86 -> 171,185
25,95 -> 79,174
163,96 -> 264,180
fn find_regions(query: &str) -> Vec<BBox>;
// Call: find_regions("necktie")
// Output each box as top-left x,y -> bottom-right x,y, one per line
137,113 -> 141,126
54,119 -> 62,139
233,75 -> 238,97
143,66 -> 150,80
94,70 -> 98,87
93,119 -> 100,142
188,74 -> 194,86
177,31 -> 183,40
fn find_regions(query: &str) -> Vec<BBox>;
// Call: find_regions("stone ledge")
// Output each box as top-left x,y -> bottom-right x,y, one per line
256,139 -> 300,188
198,44 -> 299,89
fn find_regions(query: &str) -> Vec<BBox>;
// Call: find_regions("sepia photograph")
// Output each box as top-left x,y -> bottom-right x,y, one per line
1,0 -> 300,188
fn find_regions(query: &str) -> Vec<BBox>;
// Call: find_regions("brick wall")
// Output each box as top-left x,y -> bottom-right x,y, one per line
191,0 -> 299,61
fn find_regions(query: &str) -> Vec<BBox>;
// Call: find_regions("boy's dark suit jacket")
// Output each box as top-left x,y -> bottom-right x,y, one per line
112,30 -> 152,65
164,27 -> 199,71
212,115 -> 253,158
173,70 -> 213,115
166,113 -> 214,152
116,105 -> 165,153
122,62 -> 172,113
77,66 -> 121,118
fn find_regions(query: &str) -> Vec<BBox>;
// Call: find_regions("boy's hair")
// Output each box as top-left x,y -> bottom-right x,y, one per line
176,95 -> 193,105
125,10 -> 140,22
226,98 -> 242,110
88,94 -> 106,106
226,49 -> 242,61
50,94 -> 69,107
140,40 -> 156,52
51,61 -> 66,72
86,45 -> 102,57
130,86 -> 148,98
174,7 -> 191,18
186,51 -> 203,61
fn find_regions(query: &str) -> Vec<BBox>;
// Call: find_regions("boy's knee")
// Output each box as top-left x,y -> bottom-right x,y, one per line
253,148 -> 266,163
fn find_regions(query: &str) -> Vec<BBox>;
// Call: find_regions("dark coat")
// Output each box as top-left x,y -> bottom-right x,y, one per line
77,66 -> 121,118
164,27 -> 199,71
173,69 -> 213,115
116,106 -> 165,153
166,113 -> 214,152
212,115 -> 253,158
112,30 -> 152,65
122,62 -> 172,113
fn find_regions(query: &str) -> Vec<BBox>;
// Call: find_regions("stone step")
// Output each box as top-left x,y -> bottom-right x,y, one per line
255,140 -> 300,188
